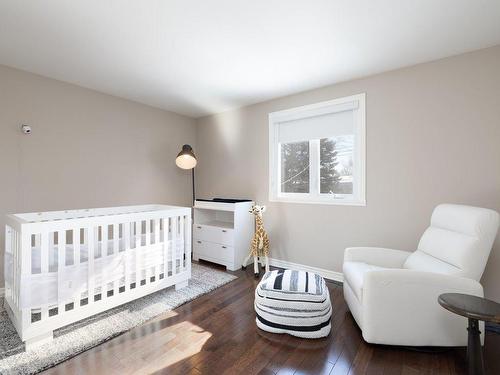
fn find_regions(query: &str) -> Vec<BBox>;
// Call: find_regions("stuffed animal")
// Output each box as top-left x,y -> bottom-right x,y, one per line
242,205 -> 270,277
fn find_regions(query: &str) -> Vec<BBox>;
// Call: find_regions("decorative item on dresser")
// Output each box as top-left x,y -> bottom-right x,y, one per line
4,204 -> 192,350
193,198 -> 254,271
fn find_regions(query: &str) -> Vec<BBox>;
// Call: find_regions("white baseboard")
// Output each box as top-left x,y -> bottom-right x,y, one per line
0,288 -> 4,298
268,258 -> 343,283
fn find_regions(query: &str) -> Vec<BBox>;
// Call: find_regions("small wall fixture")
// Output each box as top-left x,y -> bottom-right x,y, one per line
21,124 -> 32,135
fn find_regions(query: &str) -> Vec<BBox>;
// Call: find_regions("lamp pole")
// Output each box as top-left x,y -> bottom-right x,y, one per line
192,168 -> 195,206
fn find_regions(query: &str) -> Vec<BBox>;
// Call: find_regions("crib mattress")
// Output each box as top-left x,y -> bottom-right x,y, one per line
6,233 -> 185,310
30,232 -> 184,273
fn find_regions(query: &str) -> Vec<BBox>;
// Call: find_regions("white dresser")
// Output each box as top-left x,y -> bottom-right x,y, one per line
193,199 -> 254,271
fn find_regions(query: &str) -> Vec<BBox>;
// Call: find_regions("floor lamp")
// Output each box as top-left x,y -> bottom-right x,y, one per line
175,144 -> 197,206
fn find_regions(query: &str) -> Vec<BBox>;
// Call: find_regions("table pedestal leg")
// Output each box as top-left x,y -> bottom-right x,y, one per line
467,318 -> 484,375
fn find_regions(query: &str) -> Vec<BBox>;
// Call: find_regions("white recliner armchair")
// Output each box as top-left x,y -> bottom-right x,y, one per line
343,204 -> 499,346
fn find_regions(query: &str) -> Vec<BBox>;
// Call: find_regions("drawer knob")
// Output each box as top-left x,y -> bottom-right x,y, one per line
197,226 -> 202,229
222,246 -> 227,249
222,229 -> 227,233
197,241 -> 202,244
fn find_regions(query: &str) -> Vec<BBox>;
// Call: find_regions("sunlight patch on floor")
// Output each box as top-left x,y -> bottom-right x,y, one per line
115,319 -> 212,373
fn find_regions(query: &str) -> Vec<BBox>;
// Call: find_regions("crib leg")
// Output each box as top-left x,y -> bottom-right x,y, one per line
25,331 -> 53,350
175,280 -> 189,291
265,256 -> 270,273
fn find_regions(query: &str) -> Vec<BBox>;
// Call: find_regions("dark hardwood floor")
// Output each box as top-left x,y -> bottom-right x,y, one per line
43,262 -> 500,375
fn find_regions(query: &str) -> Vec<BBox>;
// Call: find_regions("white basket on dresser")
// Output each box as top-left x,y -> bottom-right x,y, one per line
193,199 -> 254,271
4,204 -> 191,349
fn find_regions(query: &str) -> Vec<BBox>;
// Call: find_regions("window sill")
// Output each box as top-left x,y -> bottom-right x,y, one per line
269,197 -> 366,206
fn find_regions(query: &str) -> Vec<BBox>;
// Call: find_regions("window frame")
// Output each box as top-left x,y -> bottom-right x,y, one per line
268,93 -> 366,206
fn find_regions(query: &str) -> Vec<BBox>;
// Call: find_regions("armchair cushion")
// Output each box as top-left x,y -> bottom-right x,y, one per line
344,247 -> 411,268
403,251 -> 461,276
404,204 -> 499,280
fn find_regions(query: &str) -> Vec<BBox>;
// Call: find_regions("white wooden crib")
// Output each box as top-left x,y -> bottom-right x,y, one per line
3,204 -> 191,349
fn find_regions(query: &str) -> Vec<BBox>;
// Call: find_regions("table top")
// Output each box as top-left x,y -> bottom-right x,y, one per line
438,293 -> 500,323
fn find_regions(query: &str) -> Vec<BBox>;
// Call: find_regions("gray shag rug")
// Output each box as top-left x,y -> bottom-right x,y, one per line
0,263 -> 237,374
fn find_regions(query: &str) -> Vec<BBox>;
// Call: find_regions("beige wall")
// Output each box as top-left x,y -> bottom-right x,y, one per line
0,65 -> 196,287
196,46 -> 500,299
1,46 -> 499,298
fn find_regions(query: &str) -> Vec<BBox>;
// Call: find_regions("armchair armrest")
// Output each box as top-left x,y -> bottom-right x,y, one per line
344,247 -> 412,268
361,269 -> 484,346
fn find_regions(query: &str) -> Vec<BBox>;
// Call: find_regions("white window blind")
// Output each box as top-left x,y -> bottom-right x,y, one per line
277,107 -> 355,143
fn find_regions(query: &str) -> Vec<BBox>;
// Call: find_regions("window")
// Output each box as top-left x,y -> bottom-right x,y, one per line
269,94 -> 365,205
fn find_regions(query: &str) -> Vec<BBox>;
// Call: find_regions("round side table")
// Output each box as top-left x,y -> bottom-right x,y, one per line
438,293 -> 500,375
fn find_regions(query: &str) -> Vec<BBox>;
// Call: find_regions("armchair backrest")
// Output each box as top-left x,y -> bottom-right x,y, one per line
403,204 -> 499,280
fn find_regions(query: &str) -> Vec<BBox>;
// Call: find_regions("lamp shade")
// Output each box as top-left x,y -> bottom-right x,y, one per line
175,144 -> 197,169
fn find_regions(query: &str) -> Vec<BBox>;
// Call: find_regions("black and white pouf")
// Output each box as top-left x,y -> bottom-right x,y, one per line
254,269 -> 332,339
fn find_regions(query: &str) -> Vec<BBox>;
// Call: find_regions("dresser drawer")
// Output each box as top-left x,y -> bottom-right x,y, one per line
193,240 -> 234,263
193,224 -> 234,246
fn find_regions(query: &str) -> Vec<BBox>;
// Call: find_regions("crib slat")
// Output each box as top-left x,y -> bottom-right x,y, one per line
13,229 -> 17,307
5,227 -> 12,303
154,219 -> 160,244
162,218 -> 168,278
49,232 -> 55,273
113,224 -> 119,254
73,228 -> 81,308
17,231 -> 21,308
145,219 -> 151,283
57,230 -> 66,315
179,216 -> 185,271
184,215 -> 191,273
17,231 -> 21,307
12,230 -> 16,306
113,223 -> 119,296
7,227 -> 14,306
135,221 -> 141,286
40,231 -> 49,274
154,219 -> 161,281
87,227 -> 95,305
123,222 -> 131,291
171,217 -> 177,276
100,225 -> 110,300
135,221 -> 140,248
8,228 -> 15,307
145,219 -> 151,246
40,231 -> 50,321
18,231 -> 23,308
102,225 -> 108,257
74,229 -> 80,265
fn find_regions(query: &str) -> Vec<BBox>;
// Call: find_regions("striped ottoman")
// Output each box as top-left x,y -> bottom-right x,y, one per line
254,269 -> 332,338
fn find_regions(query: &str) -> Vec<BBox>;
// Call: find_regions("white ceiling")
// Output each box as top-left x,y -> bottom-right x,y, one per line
1,1 -> 500,118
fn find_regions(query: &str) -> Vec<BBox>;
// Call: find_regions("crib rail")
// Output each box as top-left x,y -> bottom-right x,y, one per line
4,205 -> 191,346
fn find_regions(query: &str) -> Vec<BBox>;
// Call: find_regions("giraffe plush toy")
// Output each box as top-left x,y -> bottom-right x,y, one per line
242,205 -> 270,277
